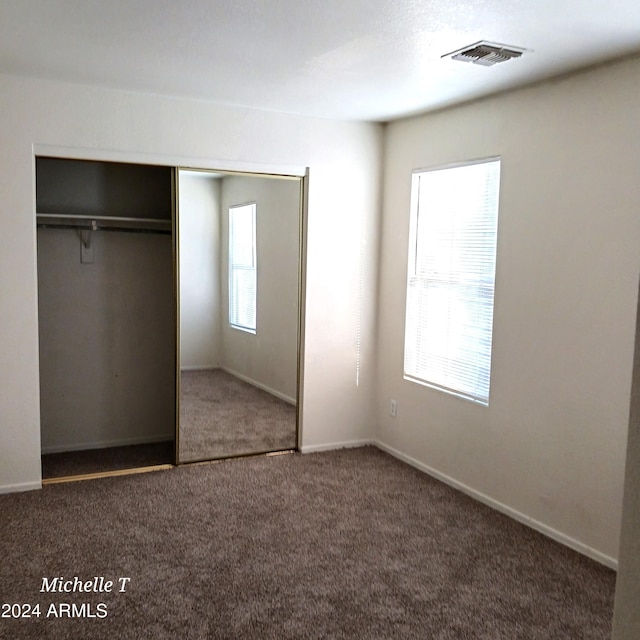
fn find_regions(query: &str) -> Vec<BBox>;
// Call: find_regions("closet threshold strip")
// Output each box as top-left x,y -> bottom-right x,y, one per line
42,463 -> 174,485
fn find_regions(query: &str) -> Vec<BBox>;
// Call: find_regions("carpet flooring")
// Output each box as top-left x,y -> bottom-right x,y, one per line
0,447 -> 615,639
41,441 -> 174,479
40,370 -> 296,478
179,369 -> 297,462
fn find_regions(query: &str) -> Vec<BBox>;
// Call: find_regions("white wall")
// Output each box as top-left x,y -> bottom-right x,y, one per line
179,171 -> 222,369
0,73 -> 383,493
612,278 -> 640,638
38,230 -> 175,452
376,57 -> 640,564
220,175 -> 300,401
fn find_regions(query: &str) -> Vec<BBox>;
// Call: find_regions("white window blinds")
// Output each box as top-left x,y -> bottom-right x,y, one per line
403,159 -> 501,405
229,203 -> 257,333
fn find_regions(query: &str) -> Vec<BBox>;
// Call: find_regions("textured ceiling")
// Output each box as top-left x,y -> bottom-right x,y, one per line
1,0 -> 639,122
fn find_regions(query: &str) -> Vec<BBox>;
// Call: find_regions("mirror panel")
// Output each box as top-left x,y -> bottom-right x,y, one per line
177,169 -> 301,462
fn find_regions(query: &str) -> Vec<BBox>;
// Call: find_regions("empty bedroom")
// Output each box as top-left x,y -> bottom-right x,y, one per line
1,1 -> 640,638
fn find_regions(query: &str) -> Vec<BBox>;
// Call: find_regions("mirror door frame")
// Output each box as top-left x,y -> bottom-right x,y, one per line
174,166 -> 308,465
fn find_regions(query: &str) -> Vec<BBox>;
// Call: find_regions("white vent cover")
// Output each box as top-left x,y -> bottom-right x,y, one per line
443,41 -> 527,66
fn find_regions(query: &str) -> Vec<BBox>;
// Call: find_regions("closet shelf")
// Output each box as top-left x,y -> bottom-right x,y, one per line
36,213 -> 172,234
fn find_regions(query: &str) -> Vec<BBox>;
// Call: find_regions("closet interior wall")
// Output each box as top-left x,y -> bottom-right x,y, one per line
36,158 -> 176,456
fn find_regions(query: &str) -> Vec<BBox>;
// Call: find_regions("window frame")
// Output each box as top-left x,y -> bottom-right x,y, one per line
228,202 -> 257,334
403,157 -> 501,406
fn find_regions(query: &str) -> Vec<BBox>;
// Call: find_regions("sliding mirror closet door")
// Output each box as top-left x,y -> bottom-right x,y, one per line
177,169 -> 301,462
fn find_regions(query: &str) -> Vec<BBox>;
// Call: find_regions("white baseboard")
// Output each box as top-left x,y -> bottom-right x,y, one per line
0,481 -> 41,494
300,439 -> 373,454
373,440 -> 618,570
221,367 -> 296,405
180,364 -> 219,371
41,434 -> 174,455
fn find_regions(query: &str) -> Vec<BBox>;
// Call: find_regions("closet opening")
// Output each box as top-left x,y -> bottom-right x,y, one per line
35,156 -> 306,483
36,157 -> 176,481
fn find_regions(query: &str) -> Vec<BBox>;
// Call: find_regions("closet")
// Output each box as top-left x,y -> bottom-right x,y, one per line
36,158 -> 176,479
36,157 -> 304,481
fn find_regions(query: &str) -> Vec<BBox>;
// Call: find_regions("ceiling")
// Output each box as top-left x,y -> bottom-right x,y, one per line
1,0 -> 639,122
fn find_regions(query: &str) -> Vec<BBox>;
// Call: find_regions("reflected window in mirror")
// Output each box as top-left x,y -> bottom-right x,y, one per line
229,202 -> 257,334
177,170 -> 301,464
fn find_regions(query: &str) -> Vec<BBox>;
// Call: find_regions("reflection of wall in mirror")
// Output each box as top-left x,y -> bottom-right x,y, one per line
179,172 -> 222,370
221,176 -> 299,404
180,173 -> 300,404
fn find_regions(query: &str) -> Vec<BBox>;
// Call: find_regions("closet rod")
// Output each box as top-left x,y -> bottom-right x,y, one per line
36,213 -> 171,233
37,213 -> 170,224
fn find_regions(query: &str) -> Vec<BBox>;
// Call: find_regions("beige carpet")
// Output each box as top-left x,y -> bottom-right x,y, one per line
179,369 -> 297,462
0,447 -> 615,639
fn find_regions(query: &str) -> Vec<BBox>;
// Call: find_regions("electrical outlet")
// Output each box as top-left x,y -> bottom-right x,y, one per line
390,399 -> 397,417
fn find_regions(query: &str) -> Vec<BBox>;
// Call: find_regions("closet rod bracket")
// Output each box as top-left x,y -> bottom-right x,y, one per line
80,220 -> 98,249
79,221 -> 97,264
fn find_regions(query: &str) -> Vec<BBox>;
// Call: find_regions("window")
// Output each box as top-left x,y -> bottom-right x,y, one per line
229,203 -> 257,333
403,158 -> 501,405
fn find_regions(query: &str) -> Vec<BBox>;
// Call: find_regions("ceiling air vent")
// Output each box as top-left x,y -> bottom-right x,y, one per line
443,41 -> 527,67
